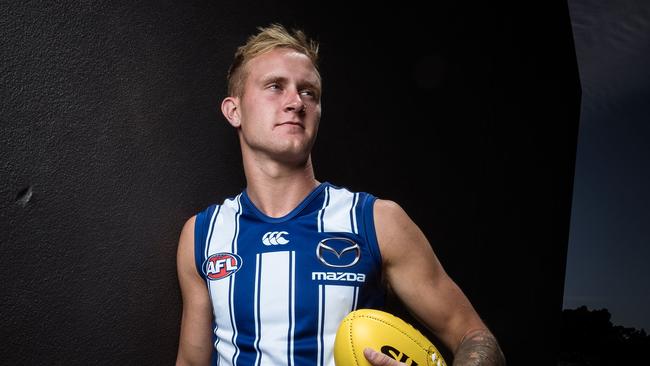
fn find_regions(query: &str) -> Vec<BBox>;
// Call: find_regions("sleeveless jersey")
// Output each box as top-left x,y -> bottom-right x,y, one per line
194,182 -> 385,366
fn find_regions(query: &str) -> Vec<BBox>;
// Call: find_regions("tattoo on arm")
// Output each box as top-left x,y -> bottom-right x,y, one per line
453,329 -> 506,366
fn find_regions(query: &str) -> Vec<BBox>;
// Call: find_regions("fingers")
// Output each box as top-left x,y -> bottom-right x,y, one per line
363,348 -> 407,366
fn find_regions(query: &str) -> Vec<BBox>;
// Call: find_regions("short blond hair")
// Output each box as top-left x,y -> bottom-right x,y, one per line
227,23 -> 320,97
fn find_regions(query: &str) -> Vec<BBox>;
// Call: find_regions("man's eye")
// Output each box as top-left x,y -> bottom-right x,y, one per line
268,84 -> 281,90
300,90 -> 315,97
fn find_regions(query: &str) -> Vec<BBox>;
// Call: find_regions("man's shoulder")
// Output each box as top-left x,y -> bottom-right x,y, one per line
196,192 -> 244,215
324,181 -> 375,197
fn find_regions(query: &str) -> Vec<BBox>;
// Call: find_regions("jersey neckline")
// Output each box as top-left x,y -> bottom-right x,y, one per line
241,181 -> 329,223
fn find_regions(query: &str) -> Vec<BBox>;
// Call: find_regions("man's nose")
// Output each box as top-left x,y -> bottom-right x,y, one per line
284,91 -> 306,113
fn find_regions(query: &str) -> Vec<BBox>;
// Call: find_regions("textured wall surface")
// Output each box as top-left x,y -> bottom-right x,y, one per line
1,1 -> 579,365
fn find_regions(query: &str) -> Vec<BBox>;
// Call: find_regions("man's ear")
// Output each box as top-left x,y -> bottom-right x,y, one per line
221,96 -> 241,128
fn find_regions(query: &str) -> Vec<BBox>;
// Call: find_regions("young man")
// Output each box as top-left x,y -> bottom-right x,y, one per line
176,24 -> 505,366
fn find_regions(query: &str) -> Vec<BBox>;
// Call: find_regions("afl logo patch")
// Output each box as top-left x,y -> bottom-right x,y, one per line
204,253 -> 242,280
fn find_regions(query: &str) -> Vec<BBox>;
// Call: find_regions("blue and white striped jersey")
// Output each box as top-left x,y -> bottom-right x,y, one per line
194,182 -> 385,366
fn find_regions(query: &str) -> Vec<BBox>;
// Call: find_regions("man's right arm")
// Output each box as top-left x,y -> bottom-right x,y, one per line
176,216 -> 213,366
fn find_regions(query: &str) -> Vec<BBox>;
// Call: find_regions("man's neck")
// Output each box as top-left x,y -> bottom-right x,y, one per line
243,155 -> 320,218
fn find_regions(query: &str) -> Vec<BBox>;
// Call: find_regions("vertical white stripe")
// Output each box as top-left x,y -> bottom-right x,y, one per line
351,193 -> 359,235
322,187 -> 355,233
205,206 -> 220,260
207,195 -> 242,366
211,278 -> 235,365
258,251 -> 291,366
317,285 -> 324,366
232,195 -> 242,254
207,196 -> 241,256
254,253 -> 261,366
289,252 -> 296,366
230,195 -> 242,364
317,187 -> 329,233
352,286 -> 359,311
322,285 -> 356,366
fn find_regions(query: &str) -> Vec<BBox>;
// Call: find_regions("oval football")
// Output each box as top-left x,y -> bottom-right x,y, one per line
333,309 -> 447,366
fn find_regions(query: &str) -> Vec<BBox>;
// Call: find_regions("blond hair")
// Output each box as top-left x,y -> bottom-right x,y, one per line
227,23 -> 320,97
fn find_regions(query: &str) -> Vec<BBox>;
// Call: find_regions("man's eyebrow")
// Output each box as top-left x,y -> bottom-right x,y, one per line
259,74 -> 321,91
259,74 -> 287,85
299,80 -> 321,92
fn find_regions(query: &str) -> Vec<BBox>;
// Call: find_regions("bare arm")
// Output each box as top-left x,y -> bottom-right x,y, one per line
365,200 -> 505,366
452,329 -> 505,366
176,216 -> 214,366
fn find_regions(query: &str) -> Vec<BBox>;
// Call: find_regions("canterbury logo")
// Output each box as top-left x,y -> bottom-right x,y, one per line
262,231 -> 289,245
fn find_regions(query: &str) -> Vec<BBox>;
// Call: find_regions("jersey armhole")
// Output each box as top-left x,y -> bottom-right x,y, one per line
193,204 -> 218,280
360,194 -> 383,268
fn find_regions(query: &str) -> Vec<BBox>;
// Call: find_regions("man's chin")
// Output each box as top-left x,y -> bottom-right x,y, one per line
273,150 -> 311,166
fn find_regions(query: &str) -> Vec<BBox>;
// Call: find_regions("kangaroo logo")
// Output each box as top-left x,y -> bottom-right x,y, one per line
262,231 -> 289,245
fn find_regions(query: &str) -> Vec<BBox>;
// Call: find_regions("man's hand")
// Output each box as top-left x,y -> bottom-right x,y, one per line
363,348 -> 407,366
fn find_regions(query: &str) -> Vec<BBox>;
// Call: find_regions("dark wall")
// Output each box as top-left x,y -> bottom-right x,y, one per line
1,1 -> 579,365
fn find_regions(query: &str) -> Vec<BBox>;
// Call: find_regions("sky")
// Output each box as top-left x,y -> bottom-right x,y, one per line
563,0 -> 650,331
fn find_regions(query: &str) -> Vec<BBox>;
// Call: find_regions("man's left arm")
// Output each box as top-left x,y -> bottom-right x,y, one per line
366,199 -> 505,366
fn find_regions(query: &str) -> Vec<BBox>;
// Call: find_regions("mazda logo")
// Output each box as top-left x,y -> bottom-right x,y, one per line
316,238 -> 360,268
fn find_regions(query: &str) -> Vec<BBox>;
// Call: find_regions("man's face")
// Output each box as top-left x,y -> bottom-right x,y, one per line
235,48 -> 322,165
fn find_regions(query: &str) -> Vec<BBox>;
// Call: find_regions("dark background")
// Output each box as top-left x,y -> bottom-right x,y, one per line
563,0 -> 650,333
1,1 -> 579,365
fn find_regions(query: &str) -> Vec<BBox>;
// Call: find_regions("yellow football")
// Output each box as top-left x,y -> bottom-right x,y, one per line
334,309 -> 447,366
